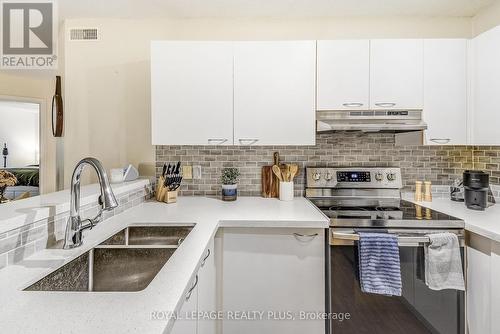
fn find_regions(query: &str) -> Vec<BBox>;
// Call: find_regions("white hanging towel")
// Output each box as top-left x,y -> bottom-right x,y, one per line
424,233 -> 465,291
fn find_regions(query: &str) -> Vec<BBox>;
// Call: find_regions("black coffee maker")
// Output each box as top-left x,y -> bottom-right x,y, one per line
463,170 -> 489,210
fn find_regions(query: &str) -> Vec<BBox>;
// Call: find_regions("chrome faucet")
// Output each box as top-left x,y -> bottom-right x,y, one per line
63,157 -> 118,249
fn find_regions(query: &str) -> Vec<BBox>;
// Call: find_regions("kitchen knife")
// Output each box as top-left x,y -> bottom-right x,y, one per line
171,176 -> 182,191
174,161 -> 181,175
162,163 -> 167,178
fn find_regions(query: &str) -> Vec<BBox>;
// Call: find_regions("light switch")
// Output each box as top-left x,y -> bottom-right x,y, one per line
193,165 -> 202,179
182,165 -> 193,180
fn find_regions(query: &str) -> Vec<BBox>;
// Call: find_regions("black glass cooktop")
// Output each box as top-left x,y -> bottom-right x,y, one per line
310,199 -> 464,228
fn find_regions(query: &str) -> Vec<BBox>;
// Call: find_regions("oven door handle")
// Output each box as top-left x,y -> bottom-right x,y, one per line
331,231 -> 464,247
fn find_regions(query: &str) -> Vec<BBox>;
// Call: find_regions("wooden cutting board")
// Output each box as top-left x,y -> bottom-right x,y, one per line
261,152 -> 281,198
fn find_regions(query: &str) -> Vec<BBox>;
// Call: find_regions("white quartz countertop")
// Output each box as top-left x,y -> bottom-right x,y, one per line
0,197 -> 328,334
403,194 -> 500,243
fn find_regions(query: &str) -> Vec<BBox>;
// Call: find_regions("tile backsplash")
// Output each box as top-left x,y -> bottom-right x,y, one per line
471,147 -> 500,185
0,184 -> 152,269
156,132 -> 500,197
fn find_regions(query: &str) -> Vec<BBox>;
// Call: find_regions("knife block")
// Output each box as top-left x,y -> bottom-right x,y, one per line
164,190 -> 178,204
156,176 -> 178,204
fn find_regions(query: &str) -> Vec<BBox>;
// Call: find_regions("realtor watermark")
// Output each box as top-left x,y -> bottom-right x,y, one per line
1,0 -> 57,69
150,310 -> 351,322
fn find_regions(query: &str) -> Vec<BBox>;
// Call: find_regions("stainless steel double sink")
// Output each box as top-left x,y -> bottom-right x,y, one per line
24,225 -> 193,292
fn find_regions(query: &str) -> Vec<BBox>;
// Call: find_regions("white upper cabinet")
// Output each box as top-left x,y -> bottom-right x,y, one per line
233,41 -> 316,146
423,39 -> 468,145
317,40 -> 370,110
472,26 -> 500,145
370,39 -> 424,110
151,41 -> 234,145
151,41 -> 316,146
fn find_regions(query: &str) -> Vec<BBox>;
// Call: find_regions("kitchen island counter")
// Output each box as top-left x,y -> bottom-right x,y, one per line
0,196 -> 328,334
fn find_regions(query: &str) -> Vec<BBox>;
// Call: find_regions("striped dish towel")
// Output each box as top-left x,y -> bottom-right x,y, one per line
358,232 -> 402,296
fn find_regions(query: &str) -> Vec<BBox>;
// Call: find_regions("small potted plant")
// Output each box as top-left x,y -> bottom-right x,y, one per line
221,167 -> 240,201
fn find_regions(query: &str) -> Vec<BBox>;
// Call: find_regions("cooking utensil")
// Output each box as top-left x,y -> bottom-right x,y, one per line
289,164 -> 298,180
261,152 -> 281,198
285,165 -> 292,182
272,165 -> 283,182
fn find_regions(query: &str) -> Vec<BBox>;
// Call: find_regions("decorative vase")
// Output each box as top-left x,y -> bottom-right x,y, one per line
222,184 -> 237,201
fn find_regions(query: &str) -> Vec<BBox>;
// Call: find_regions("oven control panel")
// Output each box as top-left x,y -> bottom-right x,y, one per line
337,171 -> 371,182
306,167 -> 402,189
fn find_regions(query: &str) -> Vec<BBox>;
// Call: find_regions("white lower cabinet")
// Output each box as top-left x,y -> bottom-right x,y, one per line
170,275 -> 198,334
491,241 -> 500,334
170,240 -> 216,334
466,232 -> 500,334
170,228 -> 325,334
197,239 -> 216,334
221,227 -> 325,334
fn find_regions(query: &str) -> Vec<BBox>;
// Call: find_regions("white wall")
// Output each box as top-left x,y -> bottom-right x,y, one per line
63,16 -> 472,186
0,101 -> 39,167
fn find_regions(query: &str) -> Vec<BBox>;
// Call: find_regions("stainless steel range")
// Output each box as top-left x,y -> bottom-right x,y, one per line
305,167 -> 465,334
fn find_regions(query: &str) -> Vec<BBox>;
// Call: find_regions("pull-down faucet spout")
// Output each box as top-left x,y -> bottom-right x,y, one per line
63,157 -> 118,249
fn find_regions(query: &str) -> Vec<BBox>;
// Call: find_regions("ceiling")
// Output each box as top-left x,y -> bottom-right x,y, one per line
59,0 -> 495,19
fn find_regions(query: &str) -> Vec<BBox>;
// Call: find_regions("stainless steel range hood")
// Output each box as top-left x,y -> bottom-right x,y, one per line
316,110 -> 427,133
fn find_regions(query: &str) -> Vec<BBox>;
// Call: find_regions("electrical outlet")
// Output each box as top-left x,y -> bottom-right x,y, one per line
182,165 -> 193,180
193,165 -> 202,179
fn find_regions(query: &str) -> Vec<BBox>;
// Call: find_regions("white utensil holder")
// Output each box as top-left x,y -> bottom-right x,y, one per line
279,181 -> 294,201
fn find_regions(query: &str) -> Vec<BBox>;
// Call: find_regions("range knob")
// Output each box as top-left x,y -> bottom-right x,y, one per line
387,172 -> 397,181
375,172 -> 384,181
312,172 -> 321,181
324,172 -> 333,181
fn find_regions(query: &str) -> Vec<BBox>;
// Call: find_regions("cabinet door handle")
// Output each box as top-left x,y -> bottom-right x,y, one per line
430,138 -> 451,144
342,103 -> 364,108
186,274 -> 199,300
375,103 -> 396,108
201,248 -> 211,266
293,232 -> 319,242
208,138 -> 228,144
238,138 -> 259,145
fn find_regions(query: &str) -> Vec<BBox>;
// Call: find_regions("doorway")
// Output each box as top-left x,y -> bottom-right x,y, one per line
0,99 -> 41,201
